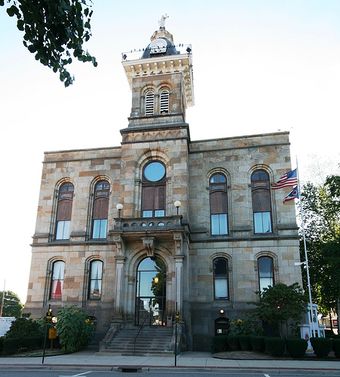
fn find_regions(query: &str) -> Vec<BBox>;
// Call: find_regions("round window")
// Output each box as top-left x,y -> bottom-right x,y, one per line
143,161 -> 165,182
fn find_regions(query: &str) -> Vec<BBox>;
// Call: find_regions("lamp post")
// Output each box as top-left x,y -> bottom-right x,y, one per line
174,200 -> 181,215
42,305 -> 53,364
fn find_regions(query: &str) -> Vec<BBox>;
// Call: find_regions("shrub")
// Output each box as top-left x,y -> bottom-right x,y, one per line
250,336 -> 265,352
5,317 -> 43,339
2,338 -> 19,355
332,338 -> 340,358
227,335 -> 240,350
56,306 -> 94,353
238,335 -> 251,350
285,338 -> 307,358
211,335 -> 229,353
310,337 -> 332,358
0,337 -> 4,354
192,334 -> 212,351
264,337 -> 285,357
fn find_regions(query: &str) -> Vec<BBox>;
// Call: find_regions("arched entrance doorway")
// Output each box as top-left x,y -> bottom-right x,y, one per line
135,256 -> 166,326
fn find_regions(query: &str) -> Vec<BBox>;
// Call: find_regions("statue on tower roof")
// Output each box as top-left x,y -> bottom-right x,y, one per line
159,14 -> 169,29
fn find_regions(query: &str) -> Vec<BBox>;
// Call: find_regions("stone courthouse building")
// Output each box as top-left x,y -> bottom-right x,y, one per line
25,21 -> 302,350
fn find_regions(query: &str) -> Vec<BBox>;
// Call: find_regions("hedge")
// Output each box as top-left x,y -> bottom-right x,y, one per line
250,336 -> 265,352
264,337 -> 285,357
238,335 -> 251,351
227,335 -> 240,351
286,338 -> 308,358
211,335 -> 229,353
310,337 -> 332,358
332,338 -> 340,358
2,336 -> 43,355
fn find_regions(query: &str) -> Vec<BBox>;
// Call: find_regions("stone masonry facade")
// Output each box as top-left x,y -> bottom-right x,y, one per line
25,24 -> 301,349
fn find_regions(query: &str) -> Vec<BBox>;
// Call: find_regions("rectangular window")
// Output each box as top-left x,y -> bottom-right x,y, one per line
56,220 -> 70,240
154,210 -> 165,217
92,219 -> 107,239
211,214 -> 228,235
214,278 -> 228,299
142,210 -> 153,218
254,212 -> 272,233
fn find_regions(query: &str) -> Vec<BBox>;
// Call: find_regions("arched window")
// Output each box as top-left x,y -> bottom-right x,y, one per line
88,260 -> 103,300
145,90 -> 155,116
50,260 -> 65,300
210,173 -> 228,235
92,180 -> 110,239
55,182 -> 74,240
213,257 -> 229,300
141,161 -> 166,218
258,256 -> 274,293
159,89 -> 169,114
251,170 -> 272,234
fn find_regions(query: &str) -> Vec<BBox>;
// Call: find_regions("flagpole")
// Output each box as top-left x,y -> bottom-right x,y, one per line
0,280 -> 5,317
296,158 -> 316,338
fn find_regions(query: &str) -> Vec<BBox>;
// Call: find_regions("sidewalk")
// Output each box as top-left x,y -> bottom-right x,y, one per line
0,351 -> 339,371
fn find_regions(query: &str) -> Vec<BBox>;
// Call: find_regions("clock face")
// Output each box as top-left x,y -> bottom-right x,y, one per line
150,38 -> 167,54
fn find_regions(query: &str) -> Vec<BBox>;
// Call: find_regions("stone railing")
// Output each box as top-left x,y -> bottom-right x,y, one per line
113,215 -> 184,233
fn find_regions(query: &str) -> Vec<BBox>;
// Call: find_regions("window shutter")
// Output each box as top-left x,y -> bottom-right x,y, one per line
56,200 -> 73,220
145,91 -> 154,115
142,186 -> 155,210
252,189 -> 271,212
93,197 -> 109,219
160,90 -> 169,114
154,185 -> 165,210
210,191 -> 227,214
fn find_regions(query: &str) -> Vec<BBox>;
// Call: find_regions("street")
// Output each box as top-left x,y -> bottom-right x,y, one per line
0,368 -> 339,377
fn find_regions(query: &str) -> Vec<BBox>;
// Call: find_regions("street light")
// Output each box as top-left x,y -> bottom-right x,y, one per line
42,305 -> 53,364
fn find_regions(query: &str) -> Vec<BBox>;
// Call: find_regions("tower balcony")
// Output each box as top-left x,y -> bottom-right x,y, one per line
113,215 -> 184,232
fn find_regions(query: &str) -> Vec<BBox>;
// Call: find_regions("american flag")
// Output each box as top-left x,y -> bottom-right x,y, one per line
283,186 -> 299,203
272,168 -> 298,190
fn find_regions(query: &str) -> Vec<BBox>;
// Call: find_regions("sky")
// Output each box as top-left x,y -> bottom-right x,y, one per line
0,1 -> 339,303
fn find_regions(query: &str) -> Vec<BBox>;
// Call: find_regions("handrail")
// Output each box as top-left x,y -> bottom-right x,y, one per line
133,313 -> 149,354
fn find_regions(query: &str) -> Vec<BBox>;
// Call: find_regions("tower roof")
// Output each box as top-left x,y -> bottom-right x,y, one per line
141,21 -> 179,59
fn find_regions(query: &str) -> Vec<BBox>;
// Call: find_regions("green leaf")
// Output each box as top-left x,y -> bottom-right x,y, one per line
6,5 -> 17,17
17,20 -> 25,31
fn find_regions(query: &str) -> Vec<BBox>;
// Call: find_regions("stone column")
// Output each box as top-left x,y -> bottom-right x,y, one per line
174,255 -> 184,312
114,256 -> 126,314
113,235 -> 126,315
174,232 -> 185,313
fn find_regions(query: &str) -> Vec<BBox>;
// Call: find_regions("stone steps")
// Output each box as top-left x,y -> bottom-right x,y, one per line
101,326 -> 173,355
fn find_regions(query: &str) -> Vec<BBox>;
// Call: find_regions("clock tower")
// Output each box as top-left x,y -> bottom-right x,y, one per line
121,18 -> 194,132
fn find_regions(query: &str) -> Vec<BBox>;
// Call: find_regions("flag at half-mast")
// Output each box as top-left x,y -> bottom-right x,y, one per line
271,168 -> 298,189
283,186 -> 299,203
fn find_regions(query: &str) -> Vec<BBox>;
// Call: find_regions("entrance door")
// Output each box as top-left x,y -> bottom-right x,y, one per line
135,257 -> 166,326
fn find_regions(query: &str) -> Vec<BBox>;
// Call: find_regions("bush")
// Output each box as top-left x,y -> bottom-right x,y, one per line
250,336 -> 265,352
285,338 -> 308,358
227,335 -> 240,350
264,337 -> 285,357
310,337 -> 332,358
192,334 -> 212,351
2,338 -> 19,355
5,317 -> 43,339
0,337 -> 4,354
56,306 -> 94,353
211,335 -> 229,353
332,338 -> 340,358
238,335 -> 251,350
1,335 -> 44,355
